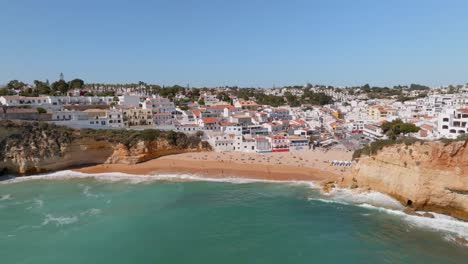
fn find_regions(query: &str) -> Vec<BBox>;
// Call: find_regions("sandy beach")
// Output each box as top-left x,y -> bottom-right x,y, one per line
75,148 -> 353,182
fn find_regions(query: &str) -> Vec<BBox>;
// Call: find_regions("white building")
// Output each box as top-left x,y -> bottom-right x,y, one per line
437,108 -> 468,138
143,96 -> 176,114
0,96 -> 50,107
201,93 -> 220,106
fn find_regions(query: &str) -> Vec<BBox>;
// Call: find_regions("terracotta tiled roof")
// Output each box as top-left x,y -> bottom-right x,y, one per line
201,117 -> 218,123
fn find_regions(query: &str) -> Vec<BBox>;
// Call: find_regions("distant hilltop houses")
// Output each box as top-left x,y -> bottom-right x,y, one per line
1,78 -> 468,153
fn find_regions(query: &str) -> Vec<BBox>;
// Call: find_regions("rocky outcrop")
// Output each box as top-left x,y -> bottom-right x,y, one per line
340,140 -> 468,220
0,121 -> 211,175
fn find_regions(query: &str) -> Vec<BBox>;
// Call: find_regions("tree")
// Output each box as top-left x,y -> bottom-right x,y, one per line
36,107 -> 47,114
409,84 -> 430,91
7,80 -> 26,90
382,119 -> 420,140
51,80 -> 69,95
361,84 -> 371,92
69,79 -> 84,89
216,92 -> 230,102
284,91 -> 300,107
34,80 -> 51,95
198,98 -> 205,105
0,88 -> 15,96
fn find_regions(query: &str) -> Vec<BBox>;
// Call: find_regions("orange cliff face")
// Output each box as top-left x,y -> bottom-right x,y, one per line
341,140 -> 468,221
0,137 -> 209,175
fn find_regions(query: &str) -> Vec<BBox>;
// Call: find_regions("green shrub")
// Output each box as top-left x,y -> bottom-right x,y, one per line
352,137 -> 422,160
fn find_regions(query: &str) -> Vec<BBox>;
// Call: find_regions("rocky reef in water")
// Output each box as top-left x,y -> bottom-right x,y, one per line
339,139 -> 468,221
0,120 -> 211,175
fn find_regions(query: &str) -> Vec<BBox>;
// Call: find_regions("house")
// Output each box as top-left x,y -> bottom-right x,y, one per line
289,137 -> 309,151
437,108 -> 468,138
230,114 -> 252,126
201,93 -> 220,106
263,122 -> 283,133
267,135 -> 289,152
117,95 -> 140,107
220,123 -> 243,135
368,105 -> 389,121
51,108 -> 124,129
363,124 -> 386,141
254,137 -> 271,153
174,123 -> 202,134
240,137 -> 256,152
0,95 -> 50,107
143,96 -> 176,114
293,128 -> 314,137
234,99 -> 259,111
153,112 -> 173,125
207,133 -> 242,152
122,108 -> 153,127
268,108 -> 291,121
199,117 -> 220,131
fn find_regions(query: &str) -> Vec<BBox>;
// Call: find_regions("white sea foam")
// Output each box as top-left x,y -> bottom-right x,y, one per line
310,188 -> 468,243
33,198 -> 44,208
357,203 -> 468,242
327,188 -> 404,210
307,197 -> 350,205
0,194 -> 12,201
79,184 -> 102,198
26,198 -> 44,210
1,170 -> 319,188
80,208 -> 101,216
42,214 -> 78,226
5,170 -> 467,244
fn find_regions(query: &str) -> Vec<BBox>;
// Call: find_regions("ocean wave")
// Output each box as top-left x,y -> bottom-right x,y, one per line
327,188 -> 404,210
80,208 -> 101,216
1,170 -> 319,189
26,198 -> 44,210
358,203 -> 468,242
0,194 -> 12,201
33,198 -> 44,208
310,189 -> 468,244
78,184 -> 103,198
42,214 -> 78,227
307,197 -> 350,205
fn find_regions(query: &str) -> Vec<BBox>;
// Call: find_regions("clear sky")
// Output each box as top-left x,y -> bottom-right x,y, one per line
1,0 -> 467,87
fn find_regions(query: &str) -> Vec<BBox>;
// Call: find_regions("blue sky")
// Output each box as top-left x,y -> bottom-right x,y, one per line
1,0 -> 467,87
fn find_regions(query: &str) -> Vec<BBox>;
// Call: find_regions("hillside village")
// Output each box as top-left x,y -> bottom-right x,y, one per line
2,79 -> 468,153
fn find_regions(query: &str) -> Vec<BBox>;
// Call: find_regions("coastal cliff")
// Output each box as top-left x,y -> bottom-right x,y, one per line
341,140 -> 468,220
0,121 -> 211,175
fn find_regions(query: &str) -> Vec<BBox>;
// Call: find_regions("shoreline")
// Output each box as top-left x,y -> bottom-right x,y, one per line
73,150 -> 352,182
6,165 -> 468,245
73,158 -> 341,182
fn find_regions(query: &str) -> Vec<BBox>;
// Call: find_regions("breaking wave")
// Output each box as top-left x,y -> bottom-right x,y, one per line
42,214 -> 78,227
1,170 -> 319,189
3,169 -> 467,245
309,188 -> 468,244
78,184 -> 103,198
0,194 -> 12,201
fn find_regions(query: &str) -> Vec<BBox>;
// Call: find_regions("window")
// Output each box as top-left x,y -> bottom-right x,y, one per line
442,125 -> 448,129
449,129 -> 456,133
443,118 -> 449,122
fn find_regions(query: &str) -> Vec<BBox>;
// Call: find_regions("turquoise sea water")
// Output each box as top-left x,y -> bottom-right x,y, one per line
0,172 -> 467,264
